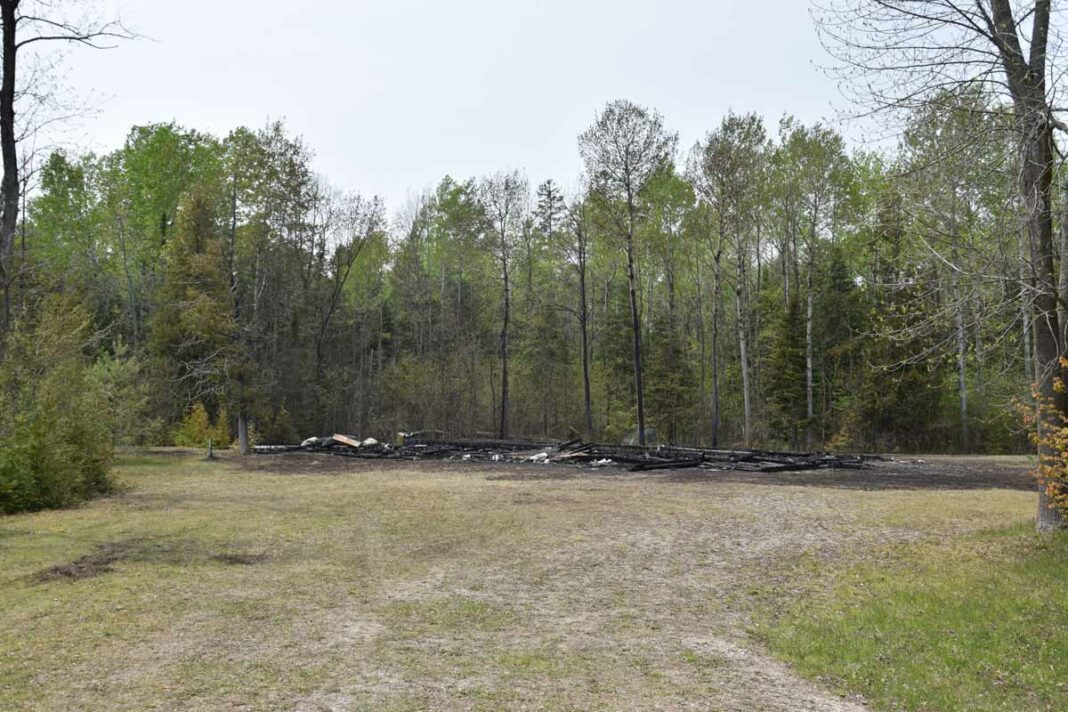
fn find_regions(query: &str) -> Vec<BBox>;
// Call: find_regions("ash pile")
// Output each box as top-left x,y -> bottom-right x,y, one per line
253,433 -> 868,473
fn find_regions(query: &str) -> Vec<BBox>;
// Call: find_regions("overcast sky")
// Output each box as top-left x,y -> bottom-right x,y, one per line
67,0 -> 845,210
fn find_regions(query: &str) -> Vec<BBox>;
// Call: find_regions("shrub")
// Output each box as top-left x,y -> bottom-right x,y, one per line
210,407 -> 231,447
1022,361 -> 1068,519
172,402 -> 211,447
0,297 -> 114,514
172,402 -> 230,447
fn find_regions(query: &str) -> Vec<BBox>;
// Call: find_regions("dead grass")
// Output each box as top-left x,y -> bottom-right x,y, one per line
0,451 -> 1036,711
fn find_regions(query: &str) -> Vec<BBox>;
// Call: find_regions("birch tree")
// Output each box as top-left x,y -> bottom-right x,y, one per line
579,100 -> 677,447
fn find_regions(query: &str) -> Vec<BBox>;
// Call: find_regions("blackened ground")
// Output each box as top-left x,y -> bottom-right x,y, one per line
240,451 -> 1035,491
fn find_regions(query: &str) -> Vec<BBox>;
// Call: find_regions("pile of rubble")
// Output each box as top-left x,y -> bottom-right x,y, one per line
253,434 -> 869,473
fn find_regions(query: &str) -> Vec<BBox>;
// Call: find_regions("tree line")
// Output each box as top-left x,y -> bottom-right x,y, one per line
12,94 -> 1034,460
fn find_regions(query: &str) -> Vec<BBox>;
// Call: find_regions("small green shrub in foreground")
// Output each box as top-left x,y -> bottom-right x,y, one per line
0,298 -> 115,513
762,527 -> 1068,712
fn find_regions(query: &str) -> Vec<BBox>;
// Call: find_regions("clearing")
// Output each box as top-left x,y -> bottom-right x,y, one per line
0,451 -> 1045,710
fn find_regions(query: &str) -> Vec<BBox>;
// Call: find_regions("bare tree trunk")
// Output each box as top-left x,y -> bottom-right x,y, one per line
625,235 -> 646,447
237,413 -> 250,454
1018,107 -> 1067,531
621,190 -> 647,448
0,0 -> 18,332
953,268 -> 968,452
1020,231 -> 1036,384
498,256 -> 510,439
579,257 -> 593,440
805,253 -> 815,448
711,247 -> 722,448
736,247 -> 751,448
1058,177 -> 1068,347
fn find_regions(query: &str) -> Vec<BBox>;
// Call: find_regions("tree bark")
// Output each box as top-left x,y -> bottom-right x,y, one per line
805,252 -> 814,448
711,244 -> 722,448
498,247 -> 510,439
736,246 -> 751,448
1019,230 -> 1035,384
579,253 -> 593,440
624,188 -> 647,448
0,0 -> 18,331
237,411 -> 250,455
625,235 -> 646,447
953,266 -> 968,452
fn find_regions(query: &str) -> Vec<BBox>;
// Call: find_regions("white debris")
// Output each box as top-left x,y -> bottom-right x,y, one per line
301,436 -> 320,447
462,454 -> 471,461
529,452 -> 549,462
591,458 -> 613,467
360,437 -> 379,447
491,453 -> 501,462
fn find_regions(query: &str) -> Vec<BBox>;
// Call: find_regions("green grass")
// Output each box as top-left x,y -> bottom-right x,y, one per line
760,525 -> 1068,712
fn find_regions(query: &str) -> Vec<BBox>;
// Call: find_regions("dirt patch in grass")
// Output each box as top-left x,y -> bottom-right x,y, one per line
35,542 -> 130,581
34,538 -> 272,582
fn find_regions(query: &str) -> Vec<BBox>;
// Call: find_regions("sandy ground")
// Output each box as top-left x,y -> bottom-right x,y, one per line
0,452 -> 1036,711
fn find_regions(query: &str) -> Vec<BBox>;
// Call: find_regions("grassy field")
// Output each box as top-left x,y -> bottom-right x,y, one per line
760,524 -> 1068,712
0,451 -> 1054,710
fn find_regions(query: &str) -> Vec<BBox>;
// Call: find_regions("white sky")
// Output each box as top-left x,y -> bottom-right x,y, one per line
65,0 -> 845,209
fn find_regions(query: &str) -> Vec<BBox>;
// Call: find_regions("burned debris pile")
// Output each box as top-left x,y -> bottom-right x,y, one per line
253,434 -> 868,473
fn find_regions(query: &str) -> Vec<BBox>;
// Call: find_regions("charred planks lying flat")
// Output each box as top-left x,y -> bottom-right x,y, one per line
252,435 -> 870,473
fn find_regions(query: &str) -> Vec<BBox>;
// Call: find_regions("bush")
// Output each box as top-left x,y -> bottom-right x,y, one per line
211,407 -> 231,447
172,403 -> 210,446
1022,363 -> 1068,520
0,297 -> 115,514
172,402 -> 230,447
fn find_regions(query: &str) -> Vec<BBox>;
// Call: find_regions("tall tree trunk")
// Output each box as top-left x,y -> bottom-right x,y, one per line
237,412 -> 249,454
625,235 -> 646,447
805,252 -> 815,448
1020,230 -> 1036,384
1058,177 -> 1068,347
624,193 -> 646,448
736,247 -> 751,448
711,247 -> 722,448
0,0 -> 18,331
579,257 -> 593,440
989,0 -> 1064,529
1019,108 -> 1066,531
952,264 -> 968,452
228,180 -> 251,455
498,256 -> 510,439
696,258 -> 707,442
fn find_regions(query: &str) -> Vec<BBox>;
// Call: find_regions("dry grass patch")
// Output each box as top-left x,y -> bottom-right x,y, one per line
0,450 -> 1036,711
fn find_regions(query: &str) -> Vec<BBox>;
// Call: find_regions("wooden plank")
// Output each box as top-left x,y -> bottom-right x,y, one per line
331,434 -> 361,449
